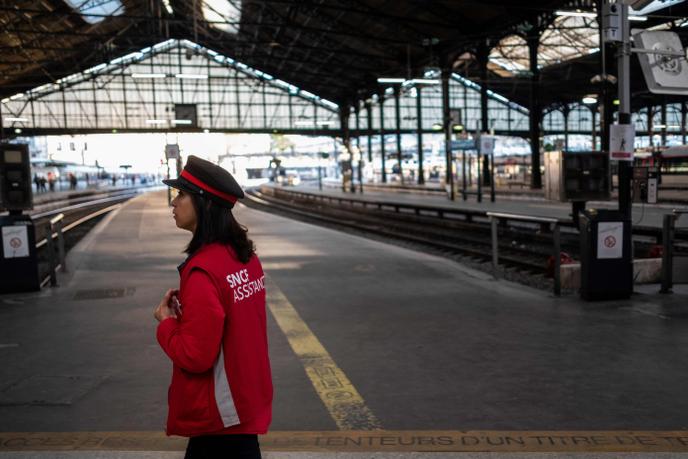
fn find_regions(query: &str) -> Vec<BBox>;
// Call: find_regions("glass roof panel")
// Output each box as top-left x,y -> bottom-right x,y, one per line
63,0 -> 123,24
489,15 -> 599,76
203,0 -> 242,34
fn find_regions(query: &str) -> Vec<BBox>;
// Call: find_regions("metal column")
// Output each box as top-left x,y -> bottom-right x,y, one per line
441,67 -> 454,200
394,86 -> 404,185
416,86 -> 424,185
379,94 -> 387,183
527,30 -> 542,189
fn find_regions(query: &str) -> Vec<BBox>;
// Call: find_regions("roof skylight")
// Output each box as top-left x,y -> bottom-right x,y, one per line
63,0 -> 124,24
203,0 -> 241,34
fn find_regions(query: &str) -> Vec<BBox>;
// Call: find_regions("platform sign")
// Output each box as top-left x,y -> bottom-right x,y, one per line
610,124 -> 635,161
2,225 -> 29,258
450,139 -> 476,151
165,144 -> 180,160
479,136 -> 495,155
597,222 -> 623,259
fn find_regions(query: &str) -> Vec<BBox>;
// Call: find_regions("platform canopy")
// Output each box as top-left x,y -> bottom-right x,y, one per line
2,0 -> 688,112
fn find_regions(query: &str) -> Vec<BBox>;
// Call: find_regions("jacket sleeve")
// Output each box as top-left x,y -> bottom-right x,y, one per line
157,268 -> 226,373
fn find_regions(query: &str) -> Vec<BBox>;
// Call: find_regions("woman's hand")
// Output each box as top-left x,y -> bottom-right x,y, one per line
154,288 -> 179,322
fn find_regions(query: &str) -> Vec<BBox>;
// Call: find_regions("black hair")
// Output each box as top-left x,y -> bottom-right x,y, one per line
185,192 -> 255,264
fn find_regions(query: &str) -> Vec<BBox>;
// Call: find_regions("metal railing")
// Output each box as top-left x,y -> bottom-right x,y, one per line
35,203 -> 122,288
486,212 -> 561,296
660,209 -> 688,293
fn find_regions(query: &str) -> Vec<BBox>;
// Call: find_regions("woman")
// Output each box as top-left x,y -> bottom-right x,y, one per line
154,155 -> 272,459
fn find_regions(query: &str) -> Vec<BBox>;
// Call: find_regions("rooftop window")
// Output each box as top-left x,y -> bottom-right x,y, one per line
63,0 -> 123,24
203,0 -> 242,34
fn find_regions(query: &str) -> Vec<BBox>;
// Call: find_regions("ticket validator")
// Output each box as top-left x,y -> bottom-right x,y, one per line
0,144 -> 40,292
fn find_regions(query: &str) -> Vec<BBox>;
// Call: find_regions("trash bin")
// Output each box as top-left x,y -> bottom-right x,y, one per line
579,209 -> 632,301
0,214 -> 40,293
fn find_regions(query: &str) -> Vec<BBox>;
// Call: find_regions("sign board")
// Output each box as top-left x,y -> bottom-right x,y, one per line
165,144 -> 180,160
2,225 -> 29,258
450,139 -> 476,151
634,30 -> 688,95
610,124 -> 635,161
479,136 -> 496,155
597,222 -> 623,259
449,109 -> 462,125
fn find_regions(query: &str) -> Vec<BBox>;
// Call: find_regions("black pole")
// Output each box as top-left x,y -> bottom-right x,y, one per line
394,86 -> 404,185
379,94 -> 387,183
441,67 -> 454,200
366,102 -> 373,163
355,105 -> 363,193
416,86 -> 424,185
527,29 -> 542,189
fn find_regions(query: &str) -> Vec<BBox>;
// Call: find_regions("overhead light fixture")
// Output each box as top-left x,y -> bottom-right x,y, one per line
316,120 -> 337,126
377,77 -> 406,84
582,96 -> 597,104
175,74 -> 208,79
14,128 -> 22,134
432,122 -> 444,131
1,98 -> 9,104
172,119 -> 193,125
162,0 -> 173,14
131,73 -> 166,78
452,124 -> 464,132
146,119 -> 167,124
411,79 -> 440,85
668,125 -> 681,129
9,93 -> 25,100
613,99 -> 620,105
629,15 -> 648,21
555,10 -> 597,18
4,117 -> 28,122
654,124 -> 667,129
294,120 -> 314,127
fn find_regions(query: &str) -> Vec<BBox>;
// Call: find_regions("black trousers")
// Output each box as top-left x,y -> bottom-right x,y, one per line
184,434 -> 261,459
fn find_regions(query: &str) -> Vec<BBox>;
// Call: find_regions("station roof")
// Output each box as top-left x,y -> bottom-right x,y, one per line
2,1 -> 688,111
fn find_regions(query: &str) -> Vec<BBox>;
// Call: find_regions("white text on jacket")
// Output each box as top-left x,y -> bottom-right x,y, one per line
226,269 -> 265,302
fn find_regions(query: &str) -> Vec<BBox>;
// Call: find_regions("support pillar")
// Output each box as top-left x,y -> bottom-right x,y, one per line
478,42 -> 491,187
394,87 -> 404,185
366,102 -> 373,163
379,94 -> 387,183
661,99 -> 667,147
563,104 -> 570,152
441,67 -> 455,200
355,105 -> 363,193
416,86 -> 424,185
682,101 -> 687,145
527,29 -> 542,189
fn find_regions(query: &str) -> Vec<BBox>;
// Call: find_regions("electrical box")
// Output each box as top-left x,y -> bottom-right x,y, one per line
633,166 -> 659,204
602,2 -> 621,43
544,151 -> 611,202
0,143 -> 33,212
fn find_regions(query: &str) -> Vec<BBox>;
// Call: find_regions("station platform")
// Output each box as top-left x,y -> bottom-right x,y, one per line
280,183 -> 688,230
2,190 -> 688,458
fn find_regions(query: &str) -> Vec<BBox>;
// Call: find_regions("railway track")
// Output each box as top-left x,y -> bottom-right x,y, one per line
243,188 -> 577,289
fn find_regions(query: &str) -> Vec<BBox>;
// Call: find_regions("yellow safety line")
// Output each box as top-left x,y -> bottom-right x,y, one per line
265,275 -> 383,431
3,431 -> 688,452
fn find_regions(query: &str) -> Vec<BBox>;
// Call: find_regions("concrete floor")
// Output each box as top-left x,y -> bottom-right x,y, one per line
1,190 -> 687,457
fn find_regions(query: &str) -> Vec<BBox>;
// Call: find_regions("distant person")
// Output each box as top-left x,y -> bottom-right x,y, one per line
154,155 -> 272,459
69,173 -> 77,190
112,175 -> 117,186
33,174 -> 40,193
39,176 -> 47,192
47,172 -> 56,192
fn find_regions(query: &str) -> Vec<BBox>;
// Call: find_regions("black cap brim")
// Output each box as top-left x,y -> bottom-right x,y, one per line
163,178 -> 195,193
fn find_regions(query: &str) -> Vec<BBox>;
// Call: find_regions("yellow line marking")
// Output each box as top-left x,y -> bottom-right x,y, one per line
265,275 -> 382,430
2,431 -> 688,452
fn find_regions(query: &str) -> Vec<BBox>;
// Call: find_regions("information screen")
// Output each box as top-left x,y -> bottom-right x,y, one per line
4,150 -> 22,164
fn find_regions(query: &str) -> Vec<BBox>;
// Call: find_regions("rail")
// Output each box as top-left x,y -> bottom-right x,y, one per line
660,209 -> 688,293
486,212 -> 562,296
